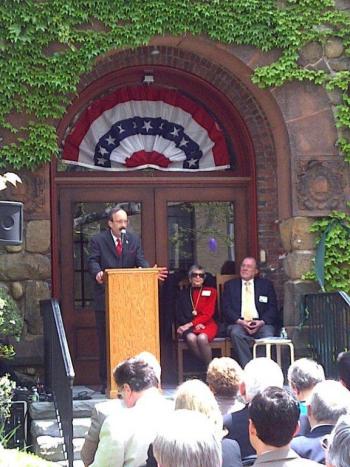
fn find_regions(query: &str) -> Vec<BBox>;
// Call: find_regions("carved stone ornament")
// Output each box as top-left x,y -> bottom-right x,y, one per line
297,160 -> 344,211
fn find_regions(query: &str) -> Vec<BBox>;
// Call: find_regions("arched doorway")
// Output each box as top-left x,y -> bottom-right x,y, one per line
53,52 -> 261,384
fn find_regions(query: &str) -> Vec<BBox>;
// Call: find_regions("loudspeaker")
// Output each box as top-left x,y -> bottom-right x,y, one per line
0,201 -> 23,245
4,400 -> 27,449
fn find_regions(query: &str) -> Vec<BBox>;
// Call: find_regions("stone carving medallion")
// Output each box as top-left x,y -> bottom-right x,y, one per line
297,160 -> 344,211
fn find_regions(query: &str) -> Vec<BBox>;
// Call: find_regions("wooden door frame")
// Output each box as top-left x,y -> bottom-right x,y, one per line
53,179 -> 255,383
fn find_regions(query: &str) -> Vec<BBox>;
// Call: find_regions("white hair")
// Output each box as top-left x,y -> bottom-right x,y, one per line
244,358 -> 284,401
153,409 -> 222,467
309,380 -> 350,424
174,379 -> 223,437
327,415 -> 350,467
287,358 -> 325,391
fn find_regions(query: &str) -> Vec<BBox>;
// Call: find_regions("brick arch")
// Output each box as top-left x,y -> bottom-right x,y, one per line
57,39 -> 293,281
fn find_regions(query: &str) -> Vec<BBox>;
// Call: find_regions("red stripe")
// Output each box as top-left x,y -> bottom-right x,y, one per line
63,86 -> 229,167
125,151 -> 170,168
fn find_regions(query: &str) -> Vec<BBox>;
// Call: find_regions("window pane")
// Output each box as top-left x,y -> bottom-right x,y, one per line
167,201 -> 235,276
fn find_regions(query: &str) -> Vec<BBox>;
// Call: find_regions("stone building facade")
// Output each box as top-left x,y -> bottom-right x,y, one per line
0,2 -> 349,379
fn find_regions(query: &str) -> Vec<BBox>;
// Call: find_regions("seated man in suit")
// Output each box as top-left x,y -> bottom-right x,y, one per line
90,357 -> 172,467
222,256 -> 278,367
224,357 -> 284,461
287,358 -> 325,437
291,380 -> 350,464
81,352 -> 162,466
326,414 -> 350,467
249,386 -> 320,466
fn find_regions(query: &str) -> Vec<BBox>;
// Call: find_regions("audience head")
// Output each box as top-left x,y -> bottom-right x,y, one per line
249,386 -> 300,450
337,351 -> 350,391
153,409 -> 222,467
206,357 -> 243,398
287,358 -> 325,400
113,357 -> 158,407
326,414 -> 350,467
135,351 -> 161,386
307,380 -> 350,426
242,357 -> 284,402
175,379 -> 223,437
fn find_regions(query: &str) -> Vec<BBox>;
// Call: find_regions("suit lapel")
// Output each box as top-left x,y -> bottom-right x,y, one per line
105,230 -> 117,257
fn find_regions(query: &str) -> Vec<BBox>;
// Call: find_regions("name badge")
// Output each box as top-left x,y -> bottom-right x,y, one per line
202,290 -> 211,296
259,295 -> 268,303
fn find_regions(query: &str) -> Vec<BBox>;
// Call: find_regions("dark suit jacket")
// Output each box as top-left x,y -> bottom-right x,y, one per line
291,424 -> 333,464
88,229 -> 149,311
224,404 -> 255,460
222,277 -> 278,326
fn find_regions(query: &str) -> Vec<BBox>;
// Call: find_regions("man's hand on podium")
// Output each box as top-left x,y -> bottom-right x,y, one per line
154,265 -> 168,281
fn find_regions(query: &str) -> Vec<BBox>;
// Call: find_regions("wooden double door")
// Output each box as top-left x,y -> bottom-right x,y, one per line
57,182 -> 251,384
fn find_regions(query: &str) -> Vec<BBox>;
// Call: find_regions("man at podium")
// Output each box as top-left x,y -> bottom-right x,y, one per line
88,207 -> 149,391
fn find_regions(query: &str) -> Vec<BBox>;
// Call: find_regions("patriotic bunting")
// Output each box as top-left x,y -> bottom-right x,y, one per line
62,86 -> 231,172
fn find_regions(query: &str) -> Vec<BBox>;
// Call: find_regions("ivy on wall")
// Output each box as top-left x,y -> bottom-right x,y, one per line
0,0 -> 349,170
304,210 -> 350,293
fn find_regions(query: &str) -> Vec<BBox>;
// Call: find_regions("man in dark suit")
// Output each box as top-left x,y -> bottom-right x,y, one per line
291,380 -> 350,464
222,257 -> 278,367
249,386 -> 320,466
88,207 -> 151,389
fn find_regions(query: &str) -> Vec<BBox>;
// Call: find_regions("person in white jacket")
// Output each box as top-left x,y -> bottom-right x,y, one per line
90,357 -> 172,467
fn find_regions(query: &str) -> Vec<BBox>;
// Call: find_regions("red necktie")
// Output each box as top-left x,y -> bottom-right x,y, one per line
116,238 -> 122,256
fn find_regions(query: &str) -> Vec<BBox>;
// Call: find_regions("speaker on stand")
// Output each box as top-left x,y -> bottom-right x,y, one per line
0,201 -> 23,245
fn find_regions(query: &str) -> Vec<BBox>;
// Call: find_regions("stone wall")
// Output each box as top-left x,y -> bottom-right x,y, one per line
1,3 -> 349,373
0,165 -> 51,378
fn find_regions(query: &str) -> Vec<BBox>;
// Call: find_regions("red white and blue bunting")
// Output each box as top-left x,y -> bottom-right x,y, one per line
62,87 -> 231,172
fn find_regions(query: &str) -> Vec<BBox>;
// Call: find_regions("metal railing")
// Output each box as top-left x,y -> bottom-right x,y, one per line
304,291 -> 350,378
41,299 -> 75,467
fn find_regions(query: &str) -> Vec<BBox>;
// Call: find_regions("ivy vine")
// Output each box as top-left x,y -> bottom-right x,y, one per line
0,0 -> 349,170
304,210 -> 350,293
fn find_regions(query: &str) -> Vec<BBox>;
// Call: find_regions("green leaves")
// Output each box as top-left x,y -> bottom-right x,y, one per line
0,0 -> 349,170
309,212 -> 350,294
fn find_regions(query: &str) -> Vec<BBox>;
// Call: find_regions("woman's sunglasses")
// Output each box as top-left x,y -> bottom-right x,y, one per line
191,273 -> 205,278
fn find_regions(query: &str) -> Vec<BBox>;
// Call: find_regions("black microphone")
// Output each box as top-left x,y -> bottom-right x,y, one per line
120,228 -> 127,244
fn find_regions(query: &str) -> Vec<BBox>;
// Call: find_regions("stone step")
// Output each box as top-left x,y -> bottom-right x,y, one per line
30,397 -> 106,420
31,418 -> 91,439
33,436 -> 84,462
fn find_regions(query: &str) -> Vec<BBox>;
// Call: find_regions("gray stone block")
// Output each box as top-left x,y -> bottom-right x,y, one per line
31,418 -> 90,438
283,279 -> 320,327
34,436 -> 84,462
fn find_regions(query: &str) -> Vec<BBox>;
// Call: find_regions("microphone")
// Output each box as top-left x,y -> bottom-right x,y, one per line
120,228 -> 127,244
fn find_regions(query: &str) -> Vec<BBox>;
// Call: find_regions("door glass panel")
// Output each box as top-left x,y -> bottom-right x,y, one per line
72,201 -> 142,309
167,201 -> 235,276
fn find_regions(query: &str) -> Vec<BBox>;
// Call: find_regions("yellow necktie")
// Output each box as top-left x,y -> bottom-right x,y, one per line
242,281 -> 253,321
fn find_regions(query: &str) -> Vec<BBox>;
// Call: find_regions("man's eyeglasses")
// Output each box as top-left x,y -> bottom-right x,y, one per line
321,434 -> 330,450
191,273 -> 205,278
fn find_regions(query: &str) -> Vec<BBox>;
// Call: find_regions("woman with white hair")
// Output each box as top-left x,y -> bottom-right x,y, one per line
326,414 -> 350,467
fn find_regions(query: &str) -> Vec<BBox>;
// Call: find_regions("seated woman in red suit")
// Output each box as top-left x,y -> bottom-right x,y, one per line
176,265 -> 218,365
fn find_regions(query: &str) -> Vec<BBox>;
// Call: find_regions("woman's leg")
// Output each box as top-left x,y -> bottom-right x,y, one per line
197,333 -> 212,365
185,332 -> 202,359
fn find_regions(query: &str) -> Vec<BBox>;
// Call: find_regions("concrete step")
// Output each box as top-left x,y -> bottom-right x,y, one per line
31,418 -> 91,438
33,436 -> 84,462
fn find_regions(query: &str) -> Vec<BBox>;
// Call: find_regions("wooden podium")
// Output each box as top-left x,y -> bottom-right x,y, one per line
104,268 -> 160,398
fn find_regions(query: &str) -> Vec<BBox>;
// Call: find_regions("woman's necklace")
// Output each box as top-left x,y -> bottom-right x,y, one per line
190,286 -> 203,316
